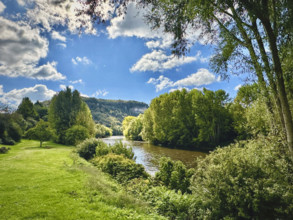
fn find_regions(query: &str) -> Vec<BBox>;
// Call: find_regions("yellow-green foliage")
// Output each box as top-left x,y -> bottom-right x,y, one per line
91,153 -> 149,183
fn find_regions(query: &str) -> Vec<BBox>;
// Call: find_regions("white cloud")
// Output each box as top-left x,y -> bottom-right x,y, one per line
70,79 -> 83,84
234,84 -> 242,91
0,1 -> 6,13
72,56 -> 91,65
59,84 -> 73,90
147,75 -> 174,92
0,85 -> 3,95
0,84 -> 56,108
51,31 -> 66,42
92,89 -> 109,97
0,17 -> 65,80
23,0 -> 96,34
174,69 -> 220,87
130,50 -> 199,72
147,69 -> 219,92
57,43 -> 67,48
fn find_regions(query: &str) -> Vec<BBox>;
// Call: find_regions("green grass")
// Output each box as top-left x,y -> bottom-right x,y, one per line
0,140 -> 165,220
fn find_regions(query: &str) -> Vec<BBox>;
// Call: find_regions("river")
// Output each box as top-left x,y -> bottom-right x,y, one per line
102,136 -> 207,176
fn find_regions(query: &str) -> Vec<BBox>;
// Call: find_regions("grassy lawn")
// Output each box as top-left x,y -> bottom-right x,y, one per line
0,140 -> 164,220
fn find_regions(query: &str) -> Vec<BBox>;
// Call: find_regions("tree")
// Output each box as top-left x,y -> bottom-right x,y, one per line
48,87 -> 95,144
25,120 -> 54,147
17,97 -> 38,120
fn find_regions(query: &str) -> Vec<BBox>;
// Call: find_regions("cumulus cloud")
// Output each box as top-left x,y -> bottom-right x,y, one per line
22,0 -> 96,34
51,31 -> 66,42
147,69 -> 220,92
174,69 -> 220,87
131,50 -> 201,72
92,89 -> 109,97
0,85 -> 3,95
0,84 -> 56,108
0,17 -> 65,80
0,1 -> 6,13
147,75 -> 174,92
57,43 -> 67,48
72,56 -> 91,65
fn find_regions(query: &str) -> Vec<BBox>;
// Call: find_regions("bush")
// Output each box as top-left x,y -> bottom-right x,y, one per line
65,125 -> 90,145
91,153 -> 148,183
0,146 -> 10,154
155,157 -> 194,194
190,136 -> 293,219
95,141 -> 135,160
76,138 -> 107,160
126,179 -> 194,219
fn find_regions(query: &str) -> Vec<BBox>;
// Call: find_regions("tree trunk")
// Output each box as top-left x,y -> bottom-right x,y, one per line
40,141 -> 43,148
261,17 -> 293,156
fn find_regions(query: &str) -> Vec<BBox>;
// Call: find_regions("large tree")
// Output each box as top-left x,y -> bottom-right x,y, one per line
48,87 -> 95,144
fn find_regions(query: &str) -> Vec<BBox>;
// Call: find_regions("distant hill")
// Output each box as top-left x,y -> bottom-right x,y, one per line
82,97 -> 148,134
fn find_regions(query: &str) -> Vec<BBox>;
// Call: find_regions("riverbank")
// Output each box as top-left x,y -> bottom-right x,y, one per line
102,136 -> 207,175
0,140 -> 164,219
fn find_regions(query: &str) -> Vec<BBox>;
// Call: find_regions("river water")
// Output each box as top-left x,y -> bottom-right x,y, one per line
102,136 -> 207,176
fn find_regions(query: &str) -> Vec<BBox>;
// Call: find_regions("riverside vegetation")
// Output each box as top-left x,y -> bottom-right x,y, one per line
1,83 -> 293,218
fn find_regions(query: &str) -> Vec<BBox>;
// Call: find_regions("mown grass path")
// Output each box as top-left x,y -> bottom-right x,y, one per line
0,140 -> 164,220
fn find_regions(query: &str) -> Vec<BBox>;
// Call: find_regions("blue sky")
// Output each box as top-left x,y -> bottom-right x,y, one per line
0,0 -> 245,108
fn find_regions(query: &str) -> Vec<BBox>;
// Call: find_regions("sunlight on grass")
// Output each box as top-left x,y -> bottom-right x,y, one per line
0,140 -> 164,219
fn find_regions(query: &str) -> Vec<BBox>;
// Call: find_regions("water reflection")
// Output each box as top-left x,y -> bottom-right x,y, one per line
102,136 -> 207,176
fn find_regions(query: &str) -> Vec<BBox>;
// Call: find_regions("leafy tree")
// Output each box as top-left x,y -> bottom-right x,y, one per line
65,125 -> 90,145
34,101 -> 48,121
17,97 -> 38,120
0,113 -> 23,145
122,115 -> 143,141
95,123 -> 112,138
48,87 -> 95,144
25,120 -> 54,147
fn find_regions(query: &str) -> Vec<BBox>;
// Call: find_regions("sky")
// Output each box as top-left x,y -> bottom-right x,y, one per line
0,0 -> 245,108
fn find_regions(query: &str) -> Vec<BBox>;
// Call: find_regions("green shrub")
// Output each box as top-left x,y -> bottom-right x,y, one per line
109,141 -> 135,160
155,157 -> 194,194
76,138 -> 107,160
126,179 -> 194,219
0,146 -> 10,154
91,153 -> 148,183
190,136 -> 293,219
65,125 -> 90,145
95,123 -> 112,138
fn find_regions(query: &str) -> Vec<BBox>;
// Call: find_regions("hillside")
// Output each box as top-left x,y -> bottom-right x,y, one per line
82,97 -> 148,133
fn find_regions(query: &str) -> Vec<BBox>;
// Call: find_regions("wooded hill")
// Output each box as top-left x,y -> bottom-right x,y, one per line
82,97 -> 148,134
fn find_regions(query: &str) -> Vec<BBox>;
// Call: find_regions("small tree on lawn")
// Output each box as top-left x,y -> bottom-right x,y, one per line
26,120 -> 54,147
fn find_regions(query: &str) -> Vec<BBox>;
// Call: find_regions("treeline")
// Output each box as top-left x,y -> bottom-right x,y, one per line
0,87 -> 112,147
123,83 -> 290,150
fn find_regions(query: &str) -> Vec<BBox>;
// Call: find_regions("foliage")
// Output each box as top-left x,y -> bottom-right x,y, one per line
0,146 -> 10,154
142,88 -> 233,148
34,101 -> 48,121
25,119 -> 55,147
95,141 -> 135,160
0,113 -> 23,145
155,157 -> 194,194
91,153 -> 149,183
126,179 -> 194,219
76,138 -> 107,160
65,125 -> 90,146
83,97 -> 148,135
95,123 -> 112,138
48,87 -> 95,144
123,115 -> 143,141
17,97 -> 38,120
190,136 -> 293,219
